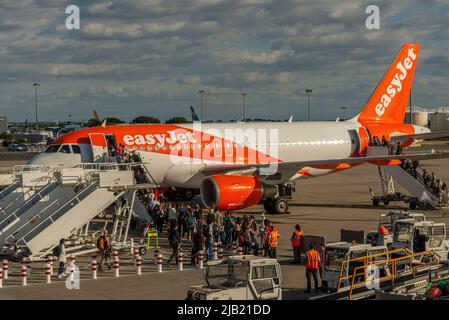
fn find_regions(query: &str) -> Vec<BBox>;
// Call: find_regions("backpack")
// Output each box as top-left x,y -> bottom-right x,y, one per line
206,213 -> 214,225
96,236 -> 105,250
213,225 -> 219,238
187,214 -> 195,226
52,245 -> 61,257
203,225 -> 211,237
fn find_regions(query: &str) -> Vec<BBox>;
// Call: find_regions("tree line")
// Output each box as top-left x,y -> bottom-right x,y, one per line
85,116 -> 190,127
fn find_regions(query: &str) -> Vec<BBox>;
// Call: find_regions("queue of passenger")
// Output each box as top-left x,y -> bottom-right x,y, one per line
369,135 -> 403,155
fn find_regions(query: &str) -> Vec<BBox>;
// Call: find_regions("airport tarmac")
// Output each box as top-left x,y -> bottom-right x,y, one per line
0,143 -> 448,299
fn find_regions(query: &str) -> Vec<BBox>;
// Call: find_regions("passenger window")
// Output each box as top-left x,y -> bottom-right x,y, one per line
59,145 -> 71,154
72,145 -> 81,154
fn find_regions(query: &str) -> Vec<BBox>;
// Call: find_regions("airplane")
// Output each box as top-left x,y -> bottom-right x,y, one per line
27,43 -> 449,214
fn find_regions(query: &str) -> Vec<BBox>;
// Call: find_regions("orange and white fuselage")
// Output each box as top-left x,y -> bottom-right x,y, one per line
27,43 -> 431,210
27,120 -> 427,187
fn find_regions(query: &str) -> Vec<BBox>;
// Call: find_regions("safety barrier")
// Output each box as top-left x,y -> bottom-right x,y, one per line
2,259 -> 8,280
92,257 -> 98,280
0,237 -> 252,289
113,250 -> 120,277
21,264 -> 27,286
153,249 -> 160,265
198,250 -> 204,269
157,254 -> 163,273
178,252 -> 184,271
46,256 -> 53,277
136,255 -> 142,275
213,242 -> 218,260
45,263 -> 51,284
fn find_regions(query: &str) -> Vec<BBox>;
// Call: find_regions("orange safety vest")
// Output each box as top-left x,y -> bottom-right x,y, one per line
291,230 -> 303,247
378,225 -> 390,235
306,249 -> 319,269
269,229 -> 279,248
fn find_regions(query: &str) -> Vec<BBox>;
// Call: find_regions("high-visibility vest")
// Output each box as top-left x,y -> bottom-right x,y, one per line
291,230 -> 304,247
269,229 -> 279,248
306,249 -> 319,269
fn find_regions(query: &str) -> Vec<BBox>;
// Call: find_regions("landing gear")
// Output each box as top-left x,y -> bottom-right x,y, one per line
165,188 -> 198,201
263,183 -> 294,214
182,189 -> 195,200
263,198 -> 289,214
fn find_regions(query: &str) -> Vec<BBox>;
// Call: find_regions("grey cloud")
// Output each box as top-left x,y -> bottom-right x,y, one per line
0,0 -> 448,122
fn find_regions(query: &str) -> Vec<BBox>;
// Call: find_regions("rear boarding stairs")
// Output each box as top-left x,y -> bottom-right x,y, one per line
368,146 -> 448,210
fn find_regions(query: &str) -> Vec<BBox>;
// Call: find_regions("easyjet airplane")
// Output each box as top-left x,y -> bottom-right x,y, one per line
28,43 -> 449,214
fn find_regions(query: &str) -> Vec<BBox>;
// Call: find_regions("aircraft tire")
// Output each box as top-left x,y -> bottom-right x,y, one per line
273,198 -> 288,215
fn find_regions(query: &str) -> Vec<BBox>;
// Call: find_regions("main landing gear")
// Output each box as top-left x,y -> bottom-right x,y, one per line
166,188 -> 198,201
263,183 -> 295,215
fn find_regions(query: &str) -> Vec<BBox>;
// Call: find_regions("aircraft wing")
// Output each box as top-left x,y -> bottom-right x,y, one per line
390,130 -> 449,142
200,150 -> 449,176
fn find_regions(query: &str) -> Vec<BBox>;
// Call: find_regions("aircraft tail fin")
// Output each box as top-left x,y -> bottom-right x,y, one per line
190,106 -> 200,122
354,43 -> 420,125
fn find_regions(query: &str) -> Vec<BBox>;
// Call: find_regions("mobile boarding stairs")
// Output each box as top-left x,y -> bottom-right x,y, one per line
0,163 -> 154,261
368,146 -> 448,210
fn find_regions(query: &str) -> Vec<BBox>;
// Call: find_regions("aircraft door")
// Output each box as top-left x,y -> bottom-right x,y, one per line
351,127 -> 370,156
89,133 -> 108,163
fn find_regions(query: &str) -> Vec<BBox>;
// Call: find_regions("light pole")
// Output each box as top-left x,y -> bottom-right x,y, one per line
240,91 -> 248,122
305,88 -> 313,121
198,90 -> 205,123
33,82 -> 40,130
341,106 -> 348,119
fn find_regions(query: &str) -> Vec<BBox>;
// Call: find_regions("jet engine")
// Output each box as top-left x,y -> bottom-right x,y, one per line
200,175 -> 277,211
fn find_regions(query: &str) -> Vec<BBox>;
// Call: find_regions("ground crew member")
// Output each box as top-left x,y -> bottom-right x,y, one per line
305,243 -> 321,293
97,230 -> 112,271
290,224 -> 304,264
268,225 -> 280,259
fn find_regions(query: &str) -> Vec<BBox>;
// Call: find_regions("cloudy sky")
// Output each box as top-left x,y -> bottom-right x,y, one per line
1,0 -> 449,123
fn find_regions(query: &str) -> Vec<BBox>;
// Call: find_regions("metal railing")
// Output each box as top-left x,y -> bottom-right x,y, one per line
335,248 -> 439,299
0,182 -> 58,232
10,182 -> 98,246
0,180 -> 19,201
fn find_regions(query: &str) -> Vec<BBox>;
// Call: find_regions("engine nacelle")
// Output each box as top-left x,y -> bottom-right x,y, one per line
200,175 -> 277,211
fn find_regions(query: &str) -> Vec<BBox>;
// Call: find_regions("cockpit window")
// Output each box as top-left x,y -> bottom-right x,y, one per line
45,145 -> 61,153
59,145 -> 71,154
72,145 -> 81,154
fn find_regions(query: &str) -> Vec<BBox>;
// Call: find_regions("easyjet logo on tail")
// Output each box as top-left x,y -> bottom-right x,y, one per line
375,47 -> 417,117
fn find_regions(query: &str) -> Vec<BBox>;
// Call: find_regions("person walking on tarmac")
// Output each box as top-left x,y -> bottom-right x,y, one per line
167,223 -> 181,265
305,243 -> 321,293
291,224 -> 304,264
267,225 -> 280,259
54,238 -> 67,278
97,230 -> 112,271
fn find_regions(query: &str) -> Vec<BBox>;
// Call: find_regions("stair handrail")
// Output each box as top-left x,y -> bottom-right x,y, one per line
8,181 -> 98,245
0,180 -> 19,201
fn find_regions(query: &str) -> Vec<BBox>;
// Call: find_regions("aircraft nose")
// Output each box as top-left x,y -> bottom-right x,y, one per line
27,154 -> 56,165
